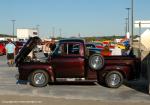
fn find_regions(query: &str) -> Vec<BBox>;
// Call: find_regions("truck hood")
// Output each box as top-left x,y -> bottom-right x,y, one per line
15,36 -> 41,66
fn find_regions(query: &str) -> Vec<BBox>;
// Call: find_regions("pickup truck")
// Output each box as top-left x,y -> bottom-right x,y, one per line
15,36 -> 140,88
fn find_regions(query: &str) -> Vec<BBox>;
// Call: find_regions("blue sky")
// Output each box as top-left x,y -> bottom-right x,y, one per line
0,0 -> 149,38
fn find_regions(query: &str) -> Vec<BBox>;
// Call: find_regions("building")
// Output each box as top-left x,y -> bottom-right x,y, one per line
0,34 -> 17,41
17,28 -> 38,41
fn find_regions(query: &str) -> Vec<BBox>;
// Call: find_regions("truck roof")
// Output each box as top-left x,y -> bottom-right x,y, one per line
59,38 -> 85,43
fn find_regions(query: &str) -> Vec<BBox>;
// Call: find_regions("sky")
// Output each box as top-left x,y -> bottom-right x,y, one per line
0,0 -> 150,38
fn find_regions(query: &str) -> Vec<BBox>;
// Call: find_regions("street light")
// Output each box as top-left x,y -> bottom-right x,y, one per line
131,0 -> 134,45
36,25 -> 40,37
126,8 -> 130,32
125,18 -> 128,34
11,20 -> 16,41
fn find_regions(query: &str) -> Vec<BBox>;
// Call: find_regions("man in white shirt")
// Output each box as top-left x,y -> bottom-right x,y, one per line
5,39 -> 16,66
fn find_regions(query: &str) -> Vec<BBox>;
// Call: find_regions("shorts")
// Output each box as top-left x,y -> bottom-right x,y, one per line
7,53 -> 14,60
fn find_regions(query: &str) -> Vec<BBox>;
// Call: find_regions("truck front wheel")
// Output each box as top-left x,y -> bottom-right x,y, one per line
29,70 -> 49,87
105,71 -> 123,88
89,54 -> 104,71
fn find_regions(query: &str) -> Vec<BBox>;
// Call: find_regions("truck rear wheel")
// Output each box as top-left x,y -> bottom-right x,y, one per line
89,54 -> 104,71
29,70 -> 49,87
105,71 -> 123,88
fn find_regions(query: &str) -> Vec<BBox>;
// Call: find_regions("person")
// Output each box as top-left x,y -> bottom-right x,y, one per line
42,41 -> 51,57
100,45 -> 111,56
5,39 -> 16,67
49,38 -> 56,52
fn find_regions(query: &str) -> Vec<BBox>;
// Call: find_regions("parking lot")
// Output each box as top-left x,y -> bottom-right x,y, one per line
0,55 -> 150,104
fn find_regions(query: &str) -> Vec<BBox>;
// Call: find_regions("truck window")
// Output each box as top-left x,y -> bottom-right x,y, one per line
58,43 -> 81,56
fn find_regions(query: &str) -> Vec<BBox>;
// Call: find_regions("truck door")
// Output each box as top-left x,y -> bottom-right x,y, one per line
52,42 -> 85,78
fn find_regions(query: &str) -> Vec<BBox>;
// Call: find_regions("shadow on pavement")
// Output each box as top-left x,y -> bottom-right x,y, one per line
124,78 -> 148,94
16,80 -> 98,86
49,82 -> 97,86
16,80 -> 28,85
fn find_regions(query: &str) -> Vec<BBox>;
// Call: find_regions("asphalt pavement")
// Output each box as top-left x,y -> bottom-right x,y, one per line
0,54 -> 150,104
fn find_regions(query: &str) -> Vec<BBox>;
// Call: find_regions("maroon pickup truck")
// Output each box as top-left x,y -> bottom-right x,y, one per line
15,37 -> 140,88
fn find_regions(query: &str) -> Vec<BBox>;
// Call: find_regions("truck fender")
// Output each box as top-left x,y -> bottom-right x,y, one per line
28,66 -> 55,83
100,65 -> 131,79
46,66 -> 55,82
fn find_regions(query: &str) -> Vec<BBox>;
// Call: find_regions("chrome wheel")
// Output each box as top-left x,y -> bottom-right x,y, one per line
30,70 -> 49,87
107,73 -> 121,86
105,71 -> 123,88
89,54 -> 104,70
34,73 -> 46,85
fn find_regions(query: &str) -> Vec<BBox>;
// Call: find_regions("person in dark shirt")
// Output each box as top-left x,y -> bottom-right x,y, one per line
50,39 -> 56,52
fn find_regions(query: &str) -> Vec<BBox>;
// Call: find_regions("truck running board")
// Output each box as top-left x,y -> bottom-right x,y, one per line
56,78 -> 97,82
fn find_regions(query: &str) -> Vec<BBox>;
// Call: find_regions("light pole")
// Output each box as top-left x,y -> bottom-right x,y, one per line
11,20 -> 16,41
131,0 -> 134,45
125,18 -> 128,34
126,8 -> 130,32
36,24 -> 40,36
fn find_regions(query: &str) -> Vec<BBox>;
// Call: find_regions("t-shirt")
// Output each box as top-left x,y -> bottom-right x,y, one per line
50,43 -> 56,51
5,42 -> 15,54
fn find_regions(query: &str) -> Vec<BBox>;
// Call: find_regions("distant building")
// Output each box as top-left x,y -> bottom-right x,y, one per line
0,34 -> 17,41
17,28 -> 38,41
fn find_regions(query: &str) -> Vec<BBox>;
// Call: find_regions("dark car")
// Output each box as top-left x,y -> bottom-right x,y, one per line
74,43 -> 102,55
85,43 -> 102,55
95,42 -> 104,49
88,48 -> 102,55
15,37 -> 140,88
85,43 -> 97,48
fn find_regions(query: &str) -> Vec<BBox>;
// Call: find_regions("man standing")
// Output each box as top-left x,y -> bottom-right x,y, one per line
5,39 -> 16,67
50,38 -> 56,52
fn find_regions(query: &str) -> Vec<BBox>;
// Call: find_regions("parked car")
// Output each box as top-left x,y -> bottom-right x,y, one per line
88,48 -> 102,55
74,44 -> 102,56
85,43 -> 97,48
95,42 -> 104,49
84,43 -> 102,55
117,43 -> 126,49
15,37 -> 140,88
85,43 -> 111,56
0,41 -> 6,55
